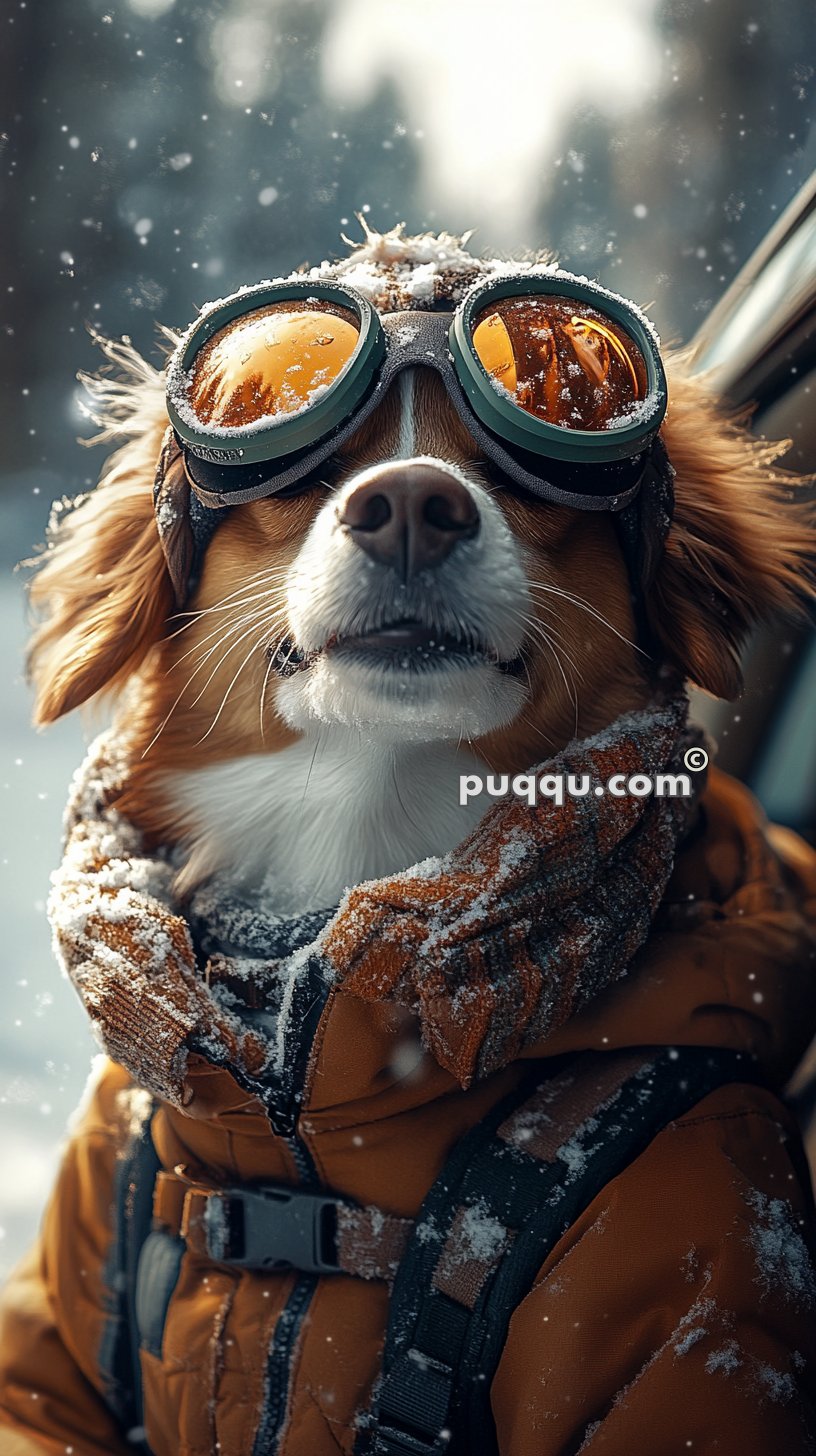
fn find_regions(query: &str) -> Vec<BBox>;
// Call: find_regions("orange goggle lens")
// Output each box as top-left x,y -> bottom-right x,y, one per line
186,299 -> 361,429
471,294 -> 648,432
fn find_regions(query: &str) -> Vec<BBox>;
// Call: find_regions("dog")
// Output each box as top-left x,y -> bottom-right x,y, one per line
8,226 -> 816,1456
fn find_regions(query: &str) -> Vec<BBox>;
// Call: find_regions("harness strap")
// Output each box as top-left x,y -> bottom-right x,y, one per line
367,1045 -> 764,1456
153,1167 -> 413,1284
111,1047 -> 761,1456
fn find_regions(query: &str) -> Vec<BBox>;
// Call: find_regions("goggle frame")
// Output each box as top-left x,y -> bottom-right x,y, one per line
166,270 -> 668,487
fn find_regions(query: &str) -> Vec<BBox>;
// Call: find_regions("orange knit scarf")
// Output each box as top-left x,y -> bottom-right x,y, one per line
50,695 -> 706,1109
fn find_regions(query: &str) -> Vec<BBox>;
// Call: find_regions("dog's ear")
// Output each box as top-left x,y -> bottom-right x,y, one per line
644,352 -> 814,699
26,337 -> 176,724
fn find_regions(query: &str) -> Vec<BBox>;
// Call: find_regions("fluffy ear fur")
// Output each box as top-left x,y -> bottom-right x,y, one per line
647,351 -> 815,699
26,336 -> 175,724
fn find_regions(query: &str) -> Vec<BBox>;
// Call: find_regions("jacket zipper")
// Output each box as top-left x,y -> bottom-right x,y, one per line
252,1273 -> 317,1455
240,962 -> 330,1449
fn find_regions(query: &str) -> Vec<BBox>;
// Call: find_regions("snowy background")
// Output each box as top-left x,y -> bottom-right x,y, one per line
2,0 -> 815,1279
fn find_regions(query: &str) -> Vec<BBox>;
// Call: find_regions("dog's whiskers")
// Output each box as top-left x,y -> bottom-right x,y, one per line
507,605 -> 582,736
196,628 -> 274,745
185,616 -> 278,713
170,597 -> 284,670
144,607 -> 290,756
501,618 -> 579,751
526,581 -> 644,655
166,569 -> 293,638
187,598 -> 292,700
518,614 -> 583,687
259,651 -> 278,743
167,588 -> 289,640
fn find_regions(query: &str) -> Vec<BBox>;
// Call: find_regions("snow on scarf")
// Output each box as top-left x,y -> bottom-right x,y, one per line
49,696 -> 707,1109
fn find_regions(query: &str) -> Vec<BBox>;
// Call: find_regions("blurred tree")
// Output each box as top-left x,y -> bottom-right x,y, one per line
536,0 -> 815,333
1,0 -> 421,485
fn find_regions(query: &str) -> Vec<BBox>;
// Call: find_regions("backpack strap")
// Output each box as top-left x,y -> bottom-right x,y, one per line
367,1045 -> 763,1456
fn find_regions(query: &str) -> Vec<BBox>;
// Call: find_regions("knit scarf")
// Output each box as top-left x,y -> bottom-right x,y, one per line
49,695 -> 706,1112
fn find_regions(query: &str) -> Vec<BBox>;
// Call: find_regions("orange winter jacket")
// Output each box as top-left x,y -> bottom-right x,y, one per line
1,766 -> 816,1456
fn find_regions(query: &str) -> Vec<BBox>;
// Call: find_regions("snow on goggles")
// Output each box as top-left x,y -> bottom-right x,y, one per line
165,271 -> 669,514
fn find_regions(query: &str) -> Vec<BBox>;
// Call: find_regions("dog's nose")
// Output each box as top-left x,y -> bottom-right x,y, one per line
339,463 -> 480,579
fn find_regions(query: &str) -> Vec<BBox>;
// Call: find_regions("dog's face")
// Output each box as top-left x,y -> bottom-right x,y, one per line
26,230 -> 812,879
184,366 -> 640,771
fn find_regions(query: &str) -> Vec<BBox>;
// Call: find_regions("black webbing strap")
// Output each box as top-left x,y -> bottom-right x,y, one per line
367,1046 -> 763,1456
98,1106 -> 159,1453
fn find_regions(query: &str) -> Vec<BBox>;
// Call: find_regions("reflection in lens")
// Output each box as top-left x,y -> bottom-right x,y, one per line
187,299 -> 360,428
471,294 -> 648,431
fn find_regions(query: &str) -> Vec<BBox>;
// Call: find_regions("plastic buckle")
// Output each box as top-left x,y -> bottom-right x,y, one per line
191,1183 -> 342,1274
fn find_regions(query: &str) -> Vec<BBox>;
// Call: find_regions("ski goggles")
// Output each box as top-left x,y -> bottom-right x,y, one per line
157,270 -> 674,607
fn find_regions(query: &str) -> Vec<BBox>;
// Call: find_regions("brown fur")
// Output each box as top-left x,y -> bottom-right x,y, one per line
653,350 -> 813,698
25,318 -> 814,849
27,424 -> 173,724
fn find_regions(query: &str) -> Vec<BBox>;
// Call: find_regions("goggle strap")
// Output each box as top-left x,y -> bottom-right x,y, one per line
187,476 -> 223,594
153,426 -> 221,608
630,435 -> 675,591
612,435 -> 676,657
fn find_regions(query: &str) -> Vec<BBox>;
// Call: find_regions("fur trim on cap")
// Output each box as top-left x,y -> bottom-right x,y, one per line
293,218 -> 555,313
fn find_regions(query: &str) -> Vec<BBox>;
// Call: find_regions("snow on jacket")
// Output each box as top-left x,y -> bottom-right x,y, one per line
1,719 -> 816,1454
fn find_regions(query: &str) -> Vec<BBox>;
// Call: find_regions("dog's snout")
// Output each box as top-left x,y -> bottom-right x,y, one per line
339,463 -> 480,580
